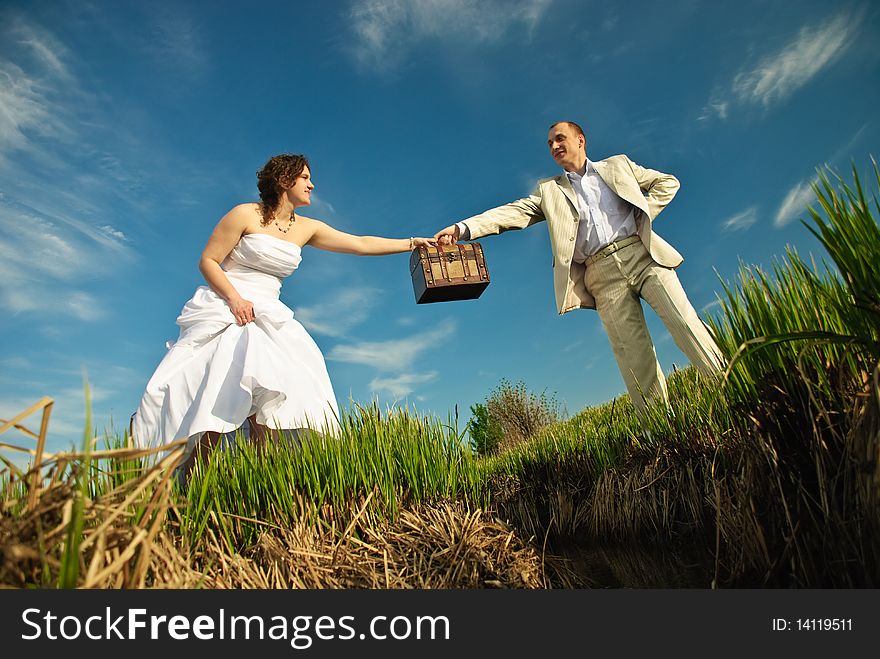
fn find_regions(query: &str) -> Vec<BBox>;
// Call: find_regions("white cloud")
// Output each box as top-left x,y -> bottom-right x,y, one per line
9,16 -> 72,80
0,372 -> 128,466
829,122 -> 871,166
369,371 -> 438,398
701,298 -> 723,314
698,100 -> 728,122
0,356 -> 31,371
733,13 -> 853,107
0,215 -> 85,278
0,395 -> 84,454
0,14 -> 84,159
4,286 -> 39,314
701,11 -> 856,120
0,16 -> 141,325
98,224 -> 128,242
775,178 -> 818,227
0,63 -> 56,154
327,319 -> 456,371
720,207 -> 758,232
64,291 -> 108,322
0,360 -> 142,461
1,281 -> 108,323
307,192 -> 336,216
348,0 -> 552,71
295,287 -> 382,337
759,124 -> 866,231
0,204 -> 116,322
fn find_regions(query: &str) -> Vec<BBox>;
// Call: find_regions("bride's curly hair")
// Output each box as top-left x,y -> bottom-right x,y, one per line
256,153 -> 310,224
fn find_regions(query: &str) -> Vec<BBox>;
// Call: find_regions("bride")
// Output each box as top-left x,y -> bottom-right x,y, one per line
131,153 -> 436,473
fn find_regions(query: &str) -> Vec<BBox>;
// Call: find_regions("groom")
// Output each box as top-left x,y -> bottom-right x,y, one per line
434,121 -> 723,418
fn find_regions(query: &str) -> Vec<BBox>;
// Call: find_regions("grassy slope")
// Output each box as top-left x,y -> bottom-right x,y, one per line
2,163 -> 878,587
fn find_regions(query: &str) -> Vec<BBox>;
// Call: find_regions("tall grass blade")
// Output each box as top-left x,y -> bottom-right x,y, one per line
57,376 -> 93,588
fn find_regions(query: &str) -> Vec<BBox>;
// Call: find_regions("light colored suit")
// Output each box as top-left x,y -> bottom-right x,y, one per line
462,154 -> 681,314
461,154 -> 722,415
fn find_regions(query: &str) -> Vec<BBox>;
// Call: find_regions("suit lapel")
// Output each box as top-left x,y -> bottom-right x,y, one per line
591,160 -> 614,189
592,159 -> 649,215
555,174 -> 578,212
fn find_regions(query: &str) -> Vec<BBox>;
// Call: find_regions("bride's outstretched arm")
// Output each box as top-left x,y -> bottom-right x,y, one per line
305,219 -> 436,255
199,205 -> 255,325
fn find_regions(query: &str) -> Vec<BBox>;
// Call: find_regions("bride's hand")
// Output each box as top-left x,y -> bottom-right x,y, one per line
227,295 -> 255,325
412,237 -> 438,249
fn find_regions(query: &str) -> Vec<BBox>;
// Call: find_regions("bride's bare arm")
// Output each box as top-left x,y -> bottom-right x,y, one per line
199,205 -> 254,325
304,218 -> 436,255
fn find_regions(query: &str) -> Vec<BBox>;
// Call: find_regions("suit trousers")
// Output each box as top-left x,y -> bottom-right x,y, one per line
583,240 -> 723,417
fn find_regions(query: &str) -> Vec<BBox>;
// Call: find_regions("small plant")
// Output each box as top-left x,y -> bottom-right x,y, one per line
469,379 -> 563,456
466,402 -> 503,456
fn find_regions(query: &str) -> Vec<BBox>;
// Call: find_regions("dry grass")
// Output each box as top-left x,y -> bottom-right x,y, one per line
234,502 -> 543,589
1,445 -> 543,589
1,443 -> 184,588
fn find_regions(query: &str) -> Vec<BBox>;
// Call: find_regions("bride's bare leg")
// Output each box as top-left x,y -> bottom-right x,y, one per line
248,415 -> 273,452
181,431 -> 222,482
247,416 -> 302,452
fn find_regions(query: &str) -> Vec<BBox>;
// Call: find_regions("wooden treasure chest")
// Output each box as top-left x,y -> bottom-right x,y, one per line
409,242 -> 490,304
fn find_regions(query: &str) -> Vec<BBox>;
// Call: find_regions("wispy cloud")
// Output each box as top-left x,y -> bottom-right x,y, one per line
0,11 -> 205,209
0,63 -> 62,156
699,100 -> 728,122
601,12 -> 619,32
701,298 -> 723,314
0,194 -> 128,322
64,292 -> 108,322
0,263 -> 109,322
369,371 -> 437,398
0,360 -> 143,458
0,214 -> 85,279
0,14 -> 82,158
347,0 -> 552,72
770,123 -> 870,229
98,224 -> 129,242
733,13 -> 853,107
0,15 -> 146,324
775,178 -> 818,227
829,122 -> 871,165
307,193 -> 336,217
8,16 -> 72,81
295,287 -> 382,337
701,11 -> 857,121
720,207 -> 758,232
327,320 -> 456,371
143,7 -> 208,76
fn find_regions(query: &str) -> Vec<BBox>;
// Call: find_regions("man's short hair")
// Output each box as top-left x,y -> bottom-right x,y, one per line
549,121 -> 585,138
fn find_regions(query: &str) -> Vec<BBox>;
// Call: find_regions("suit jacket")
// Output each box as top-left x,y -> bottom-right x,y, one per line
462,154 -> 683,314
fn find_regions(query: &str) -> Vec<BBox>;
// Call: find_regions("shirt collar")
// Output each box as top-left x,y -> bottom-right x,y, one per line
565,158 -> 592,180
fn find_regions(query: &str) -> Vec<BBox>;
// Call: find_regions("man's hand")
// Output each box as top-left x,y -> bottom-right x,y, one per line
434,224 -> 460,246
412,237 -> 439,249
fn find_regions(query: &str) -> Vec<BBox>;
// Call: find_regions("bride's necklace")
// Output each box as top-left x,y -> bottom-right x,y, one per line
274,210 -> 295,233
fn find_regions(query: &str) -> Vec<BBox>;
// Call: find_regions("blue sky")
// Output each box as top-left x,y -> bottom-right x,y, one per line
1,0 -> 878,459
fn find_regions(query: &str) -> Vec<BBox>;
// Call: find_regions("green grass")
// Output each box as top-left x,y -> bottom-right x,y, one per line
708,162 -> 880,416
4,160 -> 877,587
181,402 -> 485,546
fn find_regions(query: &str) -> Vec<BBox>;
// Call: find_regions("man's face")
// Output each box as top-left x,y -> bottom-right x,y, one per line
547,123 -> 586,171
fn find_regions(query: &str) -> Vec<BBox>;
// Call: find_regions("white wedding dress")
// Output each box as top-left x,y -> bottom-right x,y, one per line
131,233 -> 340,450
